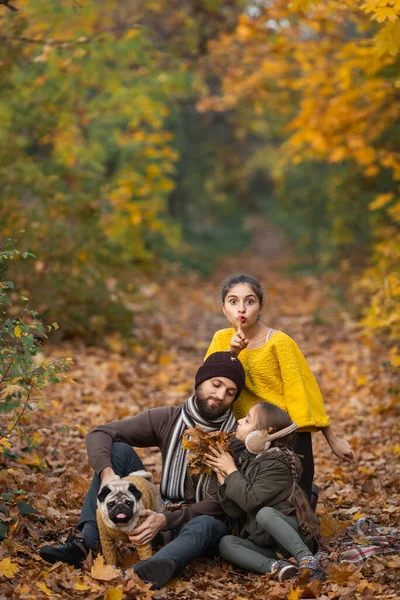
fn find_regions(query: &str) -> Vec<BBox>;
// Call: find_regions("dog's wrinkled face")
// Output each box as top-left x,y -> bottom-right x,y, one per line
97,482 -> 142,528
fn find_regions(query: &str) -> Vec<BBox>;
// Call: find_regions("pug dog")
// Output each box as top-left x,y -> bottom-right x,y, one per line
96,470 -> 165,567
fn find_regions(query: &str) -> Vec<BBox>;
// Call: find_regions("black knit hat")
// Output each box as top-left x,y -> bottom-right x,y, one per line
195,352 -> 245,398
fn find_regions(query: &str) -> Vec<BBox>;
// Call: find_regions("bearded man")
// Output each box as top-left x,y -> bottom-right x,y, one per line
39,352 -> 245,588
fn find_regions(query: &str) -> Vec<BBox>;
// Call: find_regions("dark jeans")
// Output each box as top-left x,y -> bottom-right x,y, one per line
149,515 -> 227,573
78,443 -> 228,573
294,432 -> 314,499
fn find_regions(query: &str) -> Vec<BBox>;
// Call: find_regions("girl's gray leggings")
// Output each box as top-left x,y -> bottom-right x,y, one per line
219,507 -> 315,574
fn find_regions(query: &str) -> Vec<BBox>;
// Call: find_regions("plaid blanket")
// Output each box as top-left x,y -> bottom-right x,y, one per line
318,517 -> 400,564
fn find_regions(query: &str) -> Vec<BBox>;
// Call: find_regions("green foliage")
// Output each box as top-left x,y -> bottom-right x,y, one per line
266,160 -> 390,269
0,239 -> 69,456
0,1 -> 254,336
0,2 -> 187,339
168,106 -> 252,272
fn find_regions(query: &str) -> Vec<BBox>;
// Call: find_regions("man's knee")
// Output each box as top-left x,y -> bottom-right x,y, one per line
111,442 -> 136,459
110,442 -> 142,475
181,516 -> 227,544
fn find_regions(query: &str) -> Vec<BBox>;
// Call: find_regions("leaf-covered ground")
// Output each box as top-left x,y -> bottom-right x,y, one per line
1,227 -> 399,599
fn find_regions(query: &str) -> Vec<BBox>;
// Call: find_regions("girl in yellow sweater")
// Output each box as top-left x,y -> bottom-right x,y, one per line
205,274 -> 354,499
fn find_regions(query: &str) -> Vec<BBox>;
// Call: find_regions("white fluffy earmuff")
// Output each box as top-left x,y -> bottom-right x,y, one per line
245,422 -> 298,454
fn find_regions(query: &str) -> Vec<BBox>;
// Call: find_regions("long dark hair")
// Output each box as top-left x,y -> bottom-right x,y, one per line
221,274 -> 264,307
255,402 -> 320,539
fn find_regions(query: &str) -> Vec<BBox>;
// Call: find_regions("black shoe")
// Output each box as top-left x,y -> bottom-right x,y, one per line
39,532 -> 89,567
134,558 -> 176,589
310,483 -> 319,512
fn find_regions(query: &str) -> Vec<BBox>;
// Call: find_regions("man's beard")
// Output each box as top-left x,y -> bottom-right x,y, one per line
195,389 -> 230,421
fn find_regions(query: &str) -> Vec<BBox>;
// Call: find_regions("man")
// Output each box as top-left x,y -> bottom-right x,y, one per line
40,352 -> 245,588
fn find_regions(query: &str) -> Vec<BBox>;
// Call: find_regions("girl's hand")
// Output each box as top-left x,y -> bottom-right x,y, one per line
329,436 -> 354,462
216,470 -> 226,486
205,443 -> 237,477
230,319 -> 249,356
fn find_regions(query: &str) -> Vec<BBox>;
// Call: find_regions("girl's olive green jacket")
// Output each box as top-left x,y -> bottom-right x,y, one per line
218,447 -> 301,547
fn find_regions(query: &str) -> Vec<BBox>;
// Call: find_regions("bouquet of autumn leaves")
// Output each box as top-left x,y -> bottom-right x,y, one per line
182,426 -> 234,476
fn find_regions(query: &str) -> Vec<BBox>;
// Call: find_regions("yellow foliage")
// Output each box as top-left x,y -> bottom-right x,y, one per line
0,438 -> 12,452
361,0 -> 400,23
201,0 -> 400,352
369,192 -> 395,210
0,557 -> 20,579
16,454 -> 43,468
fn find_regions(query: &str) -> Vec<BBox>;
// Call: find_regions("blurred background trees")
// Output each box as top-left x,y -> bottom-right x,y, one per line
0,0 -> 398,360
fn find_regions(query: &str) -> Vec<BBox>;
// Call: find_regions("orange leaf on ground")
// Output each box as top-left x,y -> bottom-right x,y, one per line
90,555 -> 121,582
327,564 -> 356,584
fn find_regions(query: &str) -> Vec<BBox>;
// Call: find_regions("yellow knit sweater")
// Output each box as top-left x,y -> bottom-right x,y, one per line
205,328 -> 330,431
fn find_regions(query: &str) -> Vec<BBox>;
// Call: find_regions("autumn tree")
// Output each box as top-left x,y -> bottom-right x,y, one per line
200,0 -> 400,363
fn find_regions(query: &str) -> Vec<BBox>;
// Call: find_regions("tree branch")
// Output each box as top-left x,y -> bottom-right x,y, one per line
0,0 -> 18,12
0,23 -> 141,47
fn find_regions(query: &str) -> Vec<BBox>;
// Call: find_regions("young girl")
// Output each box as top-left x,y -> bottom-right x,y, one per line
205,402 -> 324,582
205,274 -> 354,498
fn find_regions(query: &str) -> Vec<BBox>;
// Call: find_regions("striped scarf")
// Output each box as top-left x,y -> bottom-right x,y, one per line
160,395 -> 237,505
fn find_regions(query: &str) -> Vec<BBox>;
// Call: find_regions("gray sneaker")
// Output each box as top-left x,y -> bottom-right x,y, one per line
299,556 -> 326,581
271,559 -> 299,582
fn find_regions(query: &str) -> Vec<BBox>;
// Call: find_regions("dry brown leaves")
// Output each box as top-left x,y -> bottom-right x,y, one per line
0,225 -> 399,598
182,427 -> 234,476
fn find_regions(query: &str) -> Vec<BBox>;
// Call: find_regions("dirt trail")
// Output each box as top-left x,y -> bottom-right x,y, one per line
1,222 -> 399,599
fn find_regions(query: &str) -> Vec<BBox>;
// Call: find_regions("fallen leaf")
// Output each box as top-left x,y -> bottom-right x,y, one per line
90,555 -> 121,582
287,585 -> 301,600
0,557 -> 20,579
327,564 -> 356,583
36,581 -> 60,597
73,581 -> 91,591
104,587 -> 124,600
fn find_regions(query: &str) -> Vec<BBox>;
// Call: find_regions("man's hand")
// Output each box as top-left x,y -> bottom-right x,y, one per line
100,467 -> 121,489
230,318 -> 249,356
216,470 -> 226,485
128,510 -> 167,546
